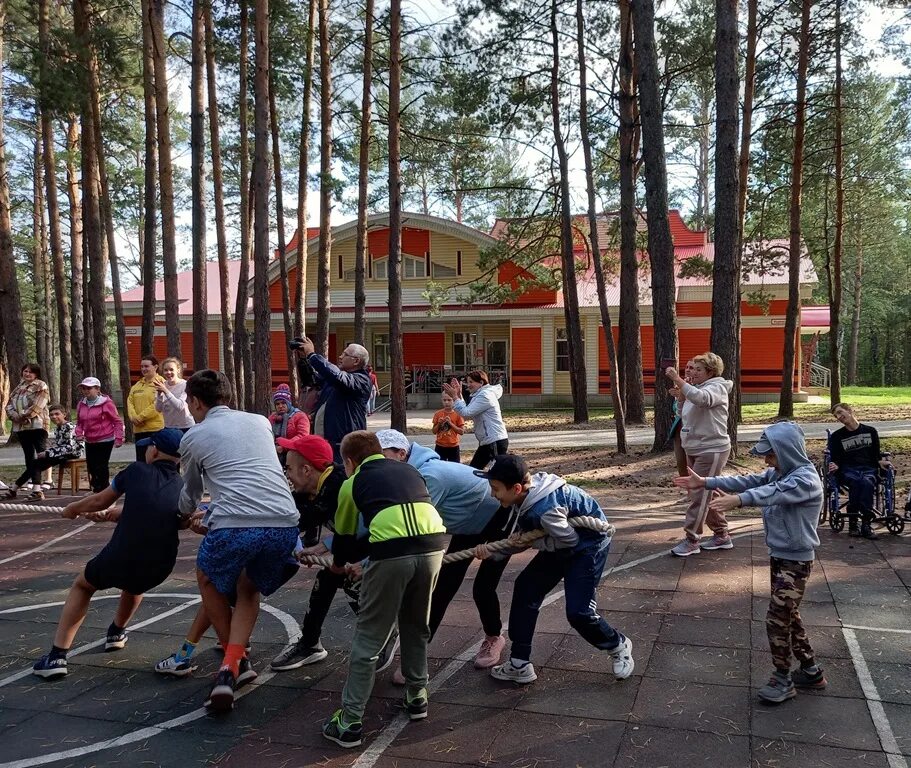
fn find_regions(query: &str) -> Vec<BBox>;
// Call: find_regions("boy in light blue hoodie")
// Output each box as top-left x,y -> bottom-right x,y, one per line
675,420 -> 825,704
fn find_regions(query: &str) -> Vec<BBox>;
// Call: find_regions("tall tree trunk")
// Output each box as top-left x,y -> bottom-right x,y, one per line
388,0 -> 406,432
631,0 -> 678,449
0,0 -> 27,379
710,0 -> 740,450
33,125 -> 52,389
270,72 -> 296,394
353,0 -> 374,345
778,0 -> 811,418
697,93 -> 710,229
253,0 -> 273,415
190,0 -> 208,370
846,221 -> 862,384
149,0 -> 181,358
234,0 -> 253,408
74,0 -> 112,393
828,0 -> 843,405
39,0 -> 72,408
293,0 -> 317,340
140,0 -> 158,357
315,0 -> 332,356
205,0 -> 235,388
550,0 -> 587,423
617,0 -> 645,424
577,0 -> 625,449
66,115 -> 86,381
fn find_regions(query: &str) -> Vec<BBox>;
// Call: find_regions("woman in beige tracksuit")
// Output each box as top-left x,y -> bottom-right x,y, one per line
665,352 -> 733,557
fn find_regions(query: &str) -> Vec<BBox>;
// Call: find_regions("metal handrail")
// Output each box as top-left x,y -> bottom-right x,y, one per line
809,362 -> 831,389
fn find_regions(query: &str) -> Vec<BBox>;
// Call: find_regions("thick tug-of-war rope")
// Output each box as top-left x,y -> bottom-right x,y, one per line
295,515 -> 617,568
0,503 -> 615,568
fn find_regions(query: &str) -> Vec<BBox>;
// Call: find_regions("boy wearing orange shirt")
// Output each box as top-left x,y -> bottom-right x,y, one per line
433,392 -> 465,462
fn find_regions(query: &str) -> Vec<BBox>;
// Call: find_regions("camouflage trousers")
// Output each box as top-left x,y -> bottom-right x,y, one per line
767,557 -> 816,673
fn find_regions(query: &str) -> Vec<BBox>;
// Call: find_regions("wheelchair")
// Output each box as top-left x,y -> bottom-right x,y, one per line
817,432 -> 904,535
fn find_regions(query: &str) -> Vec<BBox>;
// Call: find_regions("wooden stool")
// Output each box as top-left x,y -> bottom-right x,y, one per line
57,458 -> 87,495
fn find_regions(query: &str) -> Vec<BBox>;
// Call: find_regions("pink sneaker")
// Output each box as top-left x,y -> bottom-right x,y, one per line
474,635 -> 506,669
701,534 -> 733,551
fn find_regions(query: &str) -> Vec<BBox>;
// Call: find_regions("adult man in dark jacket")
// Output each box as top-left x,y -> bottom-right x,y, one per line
294,337 -> 372,462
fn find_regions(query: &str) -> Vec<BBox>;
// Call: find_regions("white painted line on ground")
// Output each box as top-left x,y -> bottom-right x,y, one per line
354,522 -> 765,768
843,628 -> 908,768
0,522 -> 95,565
0,598 -> 297,768
842,624 -> 911,635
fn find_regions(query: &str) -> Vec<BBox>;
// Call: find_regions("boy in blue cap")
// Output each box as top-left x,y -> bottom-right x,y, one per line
674,420 -> 825,704
32,428 -> 187,679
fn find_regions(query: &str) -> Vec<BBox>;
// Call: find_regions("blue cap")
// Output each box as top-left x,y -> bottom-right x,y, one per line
136,428 -> 184,458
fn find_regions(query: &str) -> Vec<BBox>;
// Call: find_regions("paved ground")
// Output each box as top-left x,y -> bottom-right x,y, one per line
3,415 -> 911,467
1,489 -> 910,767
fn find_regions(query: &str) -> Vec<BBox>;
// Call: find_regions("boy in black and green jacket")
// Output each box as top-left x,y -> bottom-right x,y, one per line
322,431 -> 446,749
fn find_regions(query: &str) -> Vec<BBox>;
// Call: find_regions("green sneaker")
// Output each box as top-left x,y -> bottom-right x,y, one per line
404,688 -> 428,720
322,709 -> 363,748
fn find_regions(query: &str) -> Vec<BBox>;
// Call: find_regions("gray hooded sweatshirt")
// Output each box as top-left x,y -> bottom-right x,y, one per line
453,383 -> 508,446
680,376 -> 733,454
705,421 -> 822,561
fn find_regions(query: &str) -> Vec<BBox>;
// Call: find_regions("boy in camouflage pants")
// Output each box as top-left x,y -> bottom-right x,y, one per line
675,421 -> 825,704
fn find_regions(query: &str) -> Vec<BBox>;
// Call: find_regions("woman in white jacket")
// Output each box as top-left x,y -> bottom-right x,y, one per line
152,357 -> 195,431
443,370 -> 509,469
665,352 -> 733,557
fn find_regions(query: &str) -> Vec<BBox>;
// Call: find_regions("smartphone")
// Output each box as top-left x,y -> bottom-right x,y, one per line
660,357 -> 677,371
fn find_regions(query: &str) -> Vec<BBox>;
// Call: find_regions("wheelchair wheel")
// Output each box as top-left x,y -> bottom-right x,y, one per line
885,516 -> 905,535
830,513 -> 845,532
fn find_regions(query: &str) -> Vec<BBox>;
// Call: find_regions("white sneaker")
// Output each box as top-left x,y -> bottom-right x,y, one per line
490,660 -> 537,684
0,480 -> 8,491
608,635 -> 634,680
40,483 -> 53,491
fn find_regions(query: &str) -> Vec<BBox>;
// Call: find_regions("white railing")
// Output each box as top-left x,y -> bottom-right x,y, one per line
809,362 -> 831,389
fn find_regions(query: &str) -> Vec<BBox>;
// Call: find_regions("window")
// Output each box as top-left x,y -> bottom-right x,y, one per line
556,327 -> 584,372
403,255 -> 426,279
431,261 -> 456,279
373,334 -> 390,371
453,332 -> 478,370
374,259 -> 387,280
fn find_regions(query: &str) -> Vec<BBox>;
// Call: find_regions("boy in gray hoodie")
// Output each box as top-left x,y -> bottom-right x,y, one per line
674,421 -> 825,704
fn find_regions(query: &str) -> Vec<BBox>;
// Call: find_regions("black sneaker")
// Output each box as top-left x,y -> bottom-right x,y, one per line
32,653 -> 67,679
322,709 -> 363,748
207,668 -> 236,712
791,666 -> 827,689
104,630 -> 128,651
376,629 -> 400,674
404,688 -> 428,721
860,525 -> 879,540
270,640 -> 328,671
237,657 -> 258,686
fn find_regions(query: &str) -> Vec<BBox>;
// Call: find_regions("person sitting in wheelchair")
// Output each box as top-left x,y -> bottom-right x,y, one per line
828,402 -> 893,540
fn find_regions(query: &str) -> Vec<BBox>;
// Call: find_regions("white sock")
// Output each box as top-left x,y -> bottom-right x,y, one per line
510,657 -> 529,668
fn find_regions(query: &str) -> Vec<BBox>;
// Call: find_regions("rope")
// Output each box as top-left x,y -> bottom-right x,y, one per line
294,515 -> 616,569
0,503 -> 73,515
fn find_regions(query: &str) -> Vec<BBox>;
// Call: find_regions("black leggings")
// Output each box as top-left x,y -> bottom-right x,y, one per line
470,438 -> 509,470
428,506 -> 513,639
85,441 -> 115,493
14,429 -> 48,487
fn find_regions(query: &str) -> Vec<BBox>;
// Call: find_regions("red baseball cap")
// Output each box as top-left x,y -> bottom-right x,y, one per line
277,434 -> 334,470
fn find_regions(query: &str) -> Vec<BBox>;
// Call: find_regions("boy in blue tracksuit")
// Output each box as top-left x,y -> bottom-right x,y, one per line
474,454 -> 633,684
675,420 -> 825,704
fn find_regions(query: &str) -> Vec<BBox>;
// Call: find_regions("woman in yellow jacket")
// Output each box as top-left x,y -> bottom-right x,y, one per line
128,354 -> 166,460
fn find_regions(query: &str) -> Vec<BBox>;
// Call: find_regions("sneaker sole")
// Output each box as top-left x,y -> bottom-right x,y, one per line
700,542 -> 734,550
490,669 -> 537,684
408,709 -> 428,721
793,678 -> 827,690
322,732 -> 362,748
155,665 -> 195,678
207,685 -> 235,712
104,640 -> 127,651
270,649 -> 328,671
670,547 -> 701,557
32,668 -> 67,679
236,670 -> 259,686
758,688 -> 797,704
376,636 -> 400,674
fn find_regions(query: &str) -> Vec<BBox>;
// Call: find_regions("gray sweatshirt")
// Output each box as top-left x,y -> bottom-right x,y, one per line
705,421 -> 821,561
453,383 -> 508,446
179,405 -> 299,531
680,376 -> 733,454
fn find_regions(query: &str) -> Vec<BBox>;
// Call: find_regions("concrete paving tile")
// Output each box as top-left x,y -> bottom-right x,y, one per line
597,587 -> 675,613
385,702 -> 508,764
828,584 -> 911,607
213,736 -> 362,767
430,662 -> 529,710
880,702 -> 911,755
751,695 -> 881,751
667,591 -> 753,620
644,642 -> 750,687
516,668 -> 639,721
0,710 -> 137,763
838,603 -> 911,630
488,710 -> 625,768
659,615 -> 751,650
867,661 -> 911,705
0,667 -> 122,710
822,565 -> 906,588
818,549 -> 893,568
751,738 -> 890,767
851,628 -> 911,664
613,724 -> 751,767
630,676 -> 750,735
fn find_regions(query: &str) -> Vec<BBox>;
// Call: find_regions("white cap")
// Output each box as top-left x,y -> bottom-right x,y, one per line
376,429 -> 410,452
79,376 -> 101,388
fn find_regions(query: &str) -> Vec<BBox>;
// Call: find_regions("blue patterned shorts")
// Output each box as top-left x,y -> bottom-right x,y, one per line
197,526 -> 300,597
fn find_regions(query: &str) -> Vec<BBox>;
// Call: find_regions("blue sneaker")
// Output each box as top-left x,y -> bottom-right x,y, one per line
33,654 -> 67,679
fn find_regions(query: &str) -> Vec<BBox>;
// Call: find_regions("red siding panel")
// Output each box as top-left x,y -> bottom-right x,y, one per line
511,327 -> 542,394
403,333 -> 445,367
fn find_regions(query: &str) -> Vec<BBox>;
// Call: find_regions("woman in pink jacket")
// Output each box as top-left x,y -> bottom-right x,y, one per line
269,384 -> 310,466
75,376 -> 125,493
